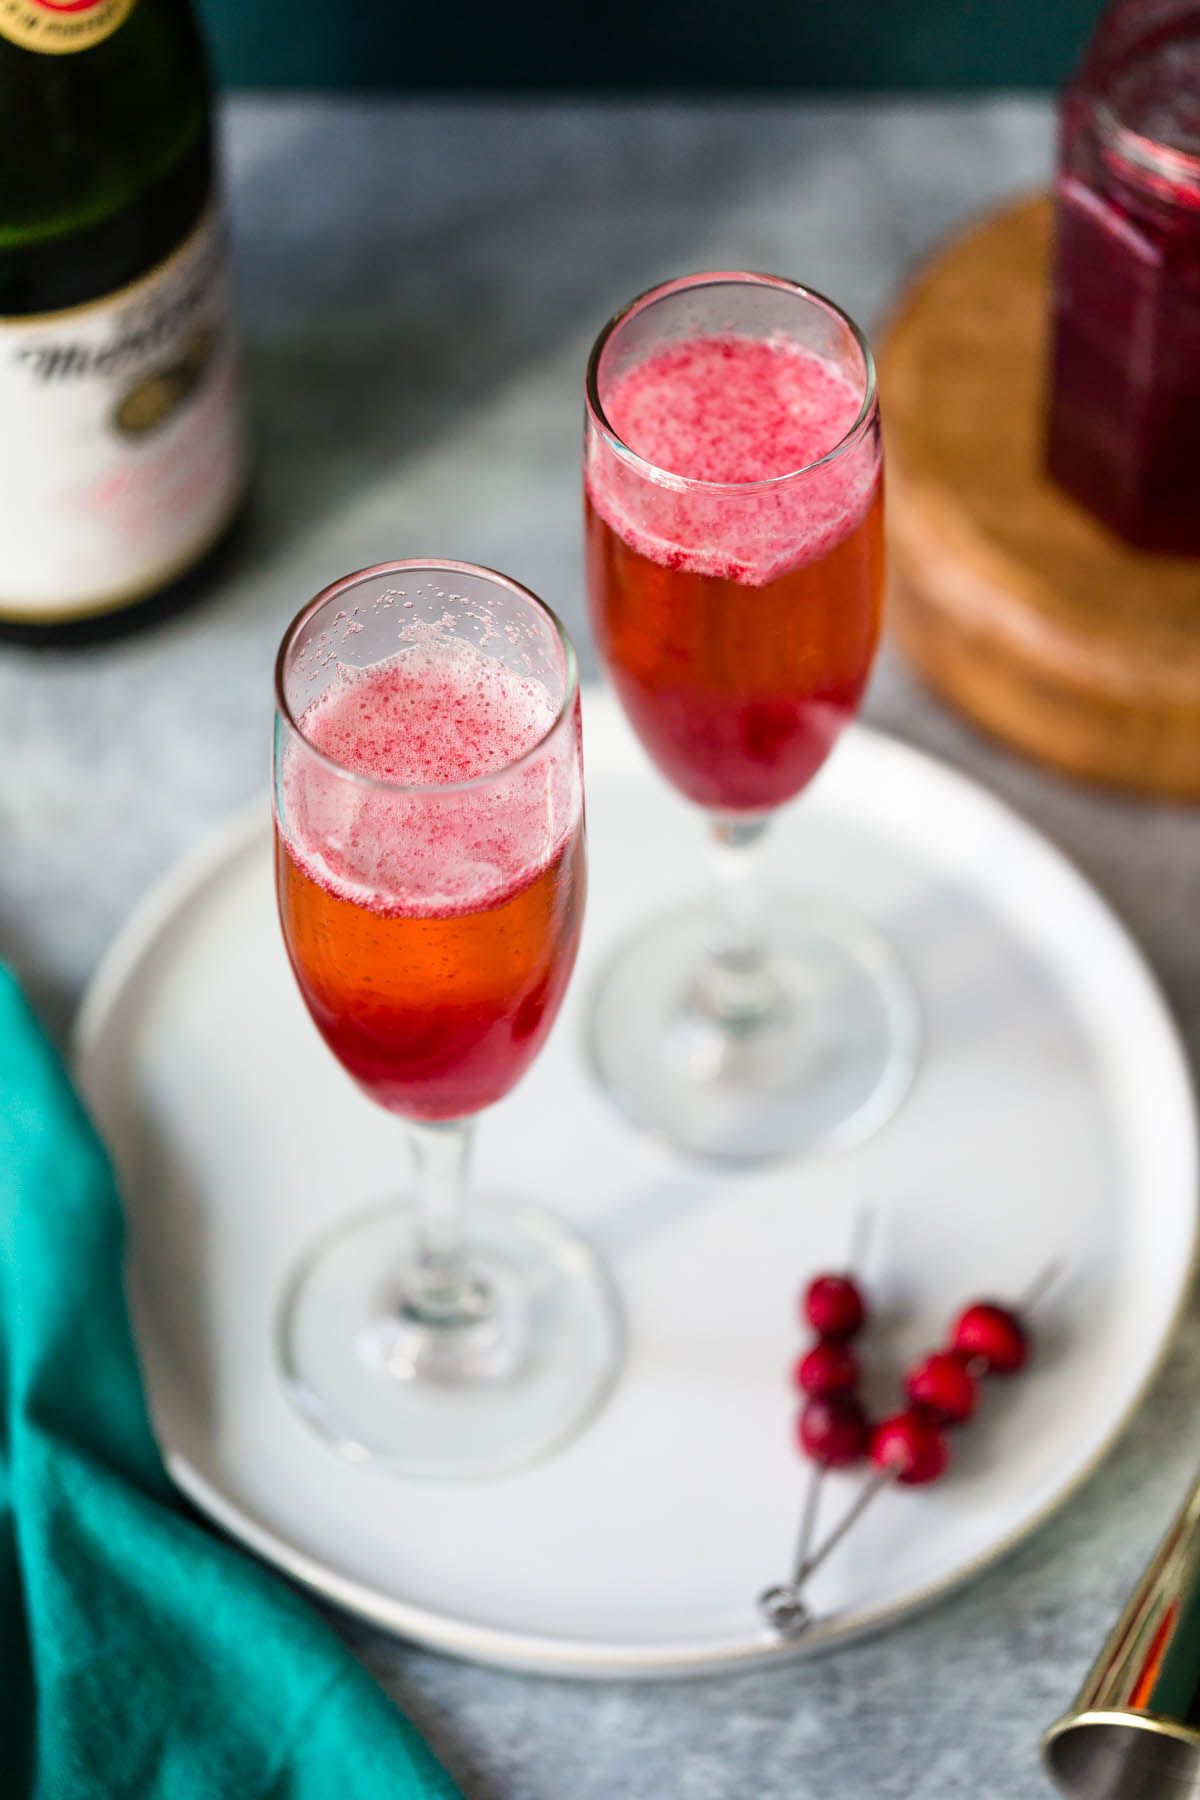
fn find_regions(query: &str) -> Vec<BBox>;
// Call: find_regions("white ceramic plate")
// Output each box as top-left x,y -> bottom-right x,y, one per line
76,689 -> 1197,1678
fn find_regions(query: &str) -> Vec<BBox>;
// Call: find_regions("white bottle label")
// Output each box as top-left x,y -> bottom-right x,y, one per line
0,204 -> 247,621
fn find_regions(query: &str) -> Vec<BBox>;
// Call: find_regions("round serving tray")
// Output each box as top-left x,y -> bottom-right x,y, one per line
76,689 -> 1197,1677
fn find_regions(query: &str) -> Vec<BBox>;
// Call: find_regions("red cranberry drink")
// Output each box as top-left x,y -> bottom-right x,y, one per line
271,564 -> 619,1481
586,333 -> 883,813
582,277 -> 912,1166
276,644 -> 585,1121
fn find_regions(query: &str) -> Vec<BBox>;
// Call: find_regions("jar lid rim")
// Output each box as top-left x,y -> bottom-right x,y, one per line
1092,95 -> 1200,197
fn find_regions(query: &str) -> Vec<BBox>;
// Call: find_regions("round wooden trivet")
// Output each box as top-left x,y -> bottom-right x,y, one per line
879,194 -> 1200,798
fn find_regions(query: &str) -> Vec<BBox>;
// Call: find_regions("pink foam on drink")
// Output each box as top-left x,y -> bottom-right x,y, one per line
280,646 -> 579,917
303,652 -> 554,786
587,335 -> 879,585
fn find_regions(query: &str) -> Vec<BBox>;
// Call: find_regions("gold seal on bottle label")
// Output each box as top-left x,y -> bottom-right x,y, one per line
0,0 -> 137,55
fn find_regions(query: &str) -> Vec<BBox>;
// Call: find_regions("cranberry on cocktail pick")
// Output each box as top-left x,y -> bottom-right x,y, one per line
765,1410 -> 953,1633
760,1260 -> 1062,1635
761,1395 -> 873,1638
759,1216 -> 876,1638
906,1350 -> 977,1426
956,1259 -> 1059,1377
802,1273 -> 866,1341
795,1339 -> 861,1399
770,1408 -> 952,1614
797,1395 -> 872,1468
870,1410 -> 950,1486
951,1301 -> 1028,1376
925,1261 -> 1056,1390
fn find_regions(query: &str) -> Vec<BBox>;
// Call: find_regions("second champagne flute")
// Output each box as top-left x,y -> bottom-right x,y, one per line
274,560 -> 620,1479
584,272 -> 919,1162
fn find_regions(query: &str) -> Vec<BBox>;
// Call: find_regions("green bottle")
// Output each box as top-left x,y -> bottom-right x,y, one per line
0,0 -> 247,629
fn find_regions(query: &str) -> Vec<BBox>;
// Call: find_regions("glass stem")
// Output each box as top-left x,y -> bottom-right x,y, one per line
702,812 -> 779,1025
403,1117 -> 489,1329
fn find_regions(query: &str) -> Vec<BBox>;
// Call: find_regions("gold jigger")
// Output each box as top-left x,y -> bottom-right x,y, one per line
1044,1468 -> 1200,1796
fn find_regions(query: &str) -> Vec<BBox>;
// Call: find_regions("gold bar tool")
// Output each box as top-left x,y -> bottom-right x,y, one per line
1044,1466 -> 1200,1796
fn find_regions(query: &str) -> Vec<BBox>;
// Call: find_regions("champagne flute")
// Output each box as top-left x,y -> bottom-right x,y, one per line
584,273 -> 919,1162
274,559 -> 620,1478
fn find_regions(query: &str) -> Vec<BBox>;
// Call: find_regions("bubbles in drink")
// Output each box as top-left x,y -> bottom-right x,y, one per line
588,335 -> 879,587
585,328 -> 884,810
278,640 -> 580,919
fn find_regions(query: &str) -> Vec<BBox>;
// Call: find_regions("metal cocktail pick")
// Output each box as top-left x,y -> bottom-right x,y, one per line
758,1257 -> 1062,1640
758,1209 -> 874,1638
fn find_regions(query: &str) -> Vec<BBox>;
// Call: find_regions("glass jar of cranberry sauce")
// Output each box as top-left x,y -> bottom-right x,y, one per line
1046,0 -> 1200,552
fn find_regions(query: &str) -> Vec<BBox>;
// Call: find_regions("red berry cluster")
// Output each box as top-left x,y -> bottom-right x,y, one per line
794,1274 -> 871,1469
793,1275 -> 1031,1488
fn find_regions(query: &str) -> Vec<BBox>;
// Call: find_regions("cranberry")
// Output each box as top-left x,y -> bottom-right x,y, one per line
795,1340 -> 860,1398
951,1302 -> 1028,1375
797,1395 -> 871,1468
802,1274 -> 866,1340
870,1411 -> 949,1485
906,1350 -> 978,1425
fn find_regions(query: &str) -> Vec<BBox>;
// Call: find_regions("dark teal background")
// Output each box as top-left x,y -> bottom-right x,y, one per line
196,0 -> 1103,90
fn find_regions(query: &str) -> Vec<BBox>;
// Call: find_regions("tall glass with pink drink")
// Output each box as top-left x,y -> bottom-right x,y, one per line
274,560 -> 620,1480
584,273 -> 918,1162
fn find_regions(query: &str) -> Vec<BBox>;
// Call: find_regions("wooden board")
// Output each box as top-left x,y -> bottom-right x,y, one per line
879,195 -> 1200,799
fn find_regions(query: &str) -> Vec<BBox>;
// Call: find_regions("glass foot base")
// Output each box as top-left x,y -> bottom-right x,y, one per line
279,1198 -> 623,1480
587,899 -> 920,1163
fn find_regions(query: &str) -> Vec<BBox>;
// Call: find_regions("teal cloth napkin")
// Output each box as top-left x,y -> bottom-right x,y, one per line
0,968 -> 461,1800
